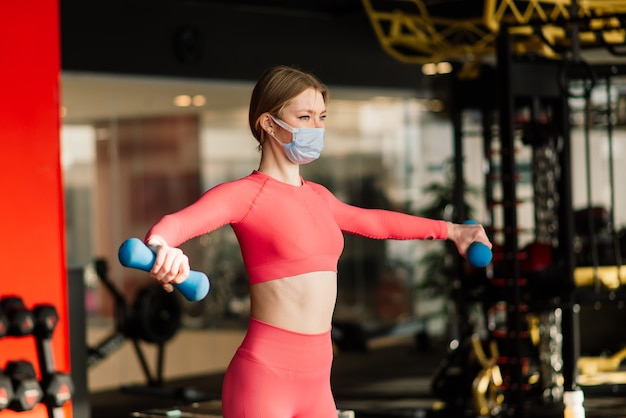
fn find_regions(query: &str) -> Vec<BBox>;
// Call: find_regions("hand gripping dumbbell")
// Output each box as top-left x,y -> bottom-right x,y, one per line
0,296 -> 35,337
463,220 -> 493,268
4,360 -> 43,411
33,304 -> 75,416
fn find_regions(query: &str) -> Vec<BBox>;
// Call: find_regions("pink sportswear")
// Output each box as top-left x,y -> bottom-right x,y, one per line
221,317 -> 336,417
146,170 -> 449,417
146,170 -> 448,284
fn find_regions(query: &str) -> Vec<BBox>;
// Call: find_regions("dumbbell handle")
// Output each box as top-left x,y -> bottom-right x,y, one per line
118,238 -> 210,301
463,221 -> 493,268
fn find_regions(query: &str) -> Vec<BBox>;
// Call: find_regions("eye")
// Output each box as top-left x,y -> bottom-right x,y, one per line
299,115 -> 310,121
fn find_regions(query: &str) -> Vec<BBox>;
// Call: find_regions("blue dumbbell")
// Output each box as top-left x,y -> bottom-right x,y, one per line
118,238 -> 210,301
463,220 -> 492,268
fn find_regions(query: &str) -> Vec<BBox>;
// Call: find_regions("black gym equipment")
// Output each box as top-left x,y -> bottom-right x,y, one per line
468,40 -> 626,418
4,360 -> 43,412
567,63 -> 626,392
0,367 -> 14,411
0,296 -> 35,337
0,310 -> 8,339
33,303 -> 75,418
87,258 -> 212,403
416,16 -> 626,417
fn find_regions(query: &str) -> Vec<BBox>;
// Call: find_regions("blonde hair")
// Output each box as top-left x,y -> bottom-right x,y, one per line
249,65 -> 328,145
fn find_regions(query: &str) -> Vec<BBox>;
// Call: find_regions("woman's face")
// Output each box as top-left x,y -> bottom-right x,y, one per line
279,87 -> 326,131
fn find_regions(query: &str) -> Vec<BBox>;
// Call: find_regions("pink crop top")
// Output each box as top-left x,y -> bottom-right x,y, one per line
145,170 -> 448,284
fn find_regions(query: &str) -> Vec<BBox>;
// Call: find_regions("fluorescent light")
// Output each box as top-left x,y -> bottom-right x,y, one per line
174,95 -> 192,107
192,95 -> 206,107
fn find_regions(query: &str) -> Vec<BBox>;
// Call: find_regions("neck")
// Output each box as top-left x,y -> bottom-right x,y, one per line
258,159 -> 302,186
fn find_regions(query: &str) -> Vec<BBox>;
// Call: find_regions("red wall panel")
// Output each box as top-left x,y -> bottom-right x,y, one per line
0,1 -> 71,417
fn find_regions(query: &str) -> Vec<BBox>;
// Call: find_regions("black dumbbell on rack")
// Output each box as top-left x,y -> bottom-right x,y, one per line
0,309 -> 8,339
4,360 -> 43,412
0,296 -> 38,411
33,303 -> 75,417
0,367 -> 15,411
0,296 -> 35,337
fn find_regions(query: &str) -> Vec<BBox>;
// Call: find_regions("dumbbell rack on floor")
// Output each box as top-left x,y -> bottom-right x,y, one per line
0,295 -> 74,417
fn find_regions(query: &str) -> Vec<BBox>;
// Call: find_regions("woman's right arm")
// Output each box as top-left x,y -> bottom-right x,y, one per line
144,179 -> 251,290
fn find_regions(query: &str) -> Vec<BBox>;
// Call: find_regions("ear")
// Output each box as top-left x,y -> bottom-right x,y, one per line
259,113 -> 274,135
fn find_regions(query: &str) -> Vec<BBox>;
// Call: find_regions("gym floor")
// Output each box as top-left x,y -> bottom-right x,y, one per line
89,340 -> 626,418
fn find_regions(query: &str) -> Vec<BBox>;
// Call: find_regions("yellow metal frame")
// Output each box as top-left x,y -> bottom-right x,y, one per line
362,0 -> 626,76
574,265 -> 626,289
471,335 -> 504,416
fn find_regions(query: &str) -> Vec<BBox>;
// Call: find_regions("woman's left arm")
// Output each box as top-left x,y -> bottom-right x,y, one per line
311,183 -> 491,256
311,183 -> 447,240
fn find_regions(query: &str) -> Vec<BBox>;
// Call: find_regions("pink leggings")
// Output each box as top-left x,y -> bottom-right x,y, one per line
221,317 -> 337,418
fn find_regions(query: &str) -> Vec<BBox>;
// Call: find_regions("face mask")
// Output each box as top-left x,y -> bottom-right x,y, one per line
269,115 -> 325,164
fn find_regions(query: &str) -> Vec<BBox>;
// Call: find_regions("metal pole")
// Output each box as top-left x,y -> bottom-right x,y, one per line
497,26 -> 525,418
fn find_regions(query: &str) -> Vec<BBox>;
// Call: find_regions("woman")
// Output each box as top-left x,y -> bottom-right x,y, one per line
145,65 -> 491,417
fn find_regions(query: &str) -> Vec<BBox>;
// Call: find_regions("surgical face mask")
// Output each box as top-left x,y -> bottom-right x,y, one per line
269,115 -> 325,164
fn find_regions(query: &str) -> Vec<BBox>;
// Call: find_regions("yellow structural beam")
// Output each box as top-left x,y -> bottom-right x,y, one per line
362,0 -> 626,76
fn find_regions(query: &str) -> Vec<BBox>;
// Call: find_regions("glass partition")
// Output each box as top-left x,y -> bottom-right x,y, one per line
61,72 -> 456,332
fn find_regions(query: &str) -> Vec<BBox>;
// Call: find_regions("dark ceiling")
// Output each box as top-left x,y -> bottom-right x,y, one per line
60,0 -> 437,90
189,0 -> 365,15
60,0 -> 626,95
187,0 -> 486,19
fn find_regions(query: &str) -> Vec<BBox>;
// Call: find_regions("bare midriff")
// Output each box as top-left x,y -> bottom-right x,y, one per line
250,271 -> 337,334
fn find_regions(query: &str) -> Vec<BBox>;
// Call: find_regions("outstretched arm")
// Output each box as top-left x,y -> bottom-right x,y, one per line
309,182 -> 492,259
143,179 -> 252,291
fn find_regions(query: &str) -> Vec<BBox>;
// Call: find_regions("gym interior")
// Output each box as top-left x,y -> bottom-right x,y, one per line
4,1 -> 626,417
